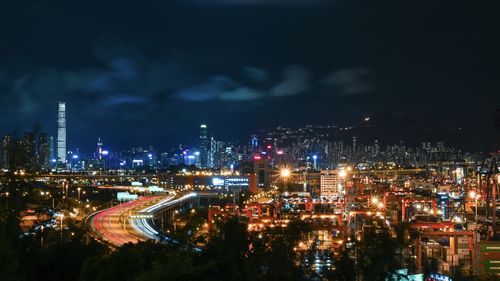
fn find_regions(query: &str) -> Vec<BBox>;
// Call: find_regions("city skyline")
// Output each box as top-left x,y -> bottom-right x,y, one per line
0,100 -> 497,154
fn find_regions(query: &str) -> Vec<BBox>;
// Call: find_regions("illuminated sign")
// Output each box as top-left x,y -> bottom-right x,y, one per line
254,155 -> 262,160
210,177 -> 250,188
117,192 -> 138,201
427,273 -> 452,281
225,177 -> 249,186
148,186 -> 165,193
212,178 -> 224,186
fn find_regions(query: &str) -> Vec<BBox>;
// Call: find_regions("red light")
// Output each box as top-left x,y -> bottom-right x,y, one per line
267,145 -> 272,149
254,155 -> 262,160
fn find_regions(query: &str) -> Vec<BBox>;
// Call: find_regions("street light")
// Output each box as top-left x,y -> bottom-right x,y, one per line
5,191 -> 9,210
280,168 -> 291,178
59,214 -> 64,241
338,170 -> 347,178
40,225 -> 44,248
77,187 -> 81,203
469,191 -> 480,225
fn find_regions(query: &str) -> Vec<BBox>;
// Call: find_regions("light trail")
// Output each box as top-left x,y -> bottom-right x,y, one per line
88,192 -> 198,248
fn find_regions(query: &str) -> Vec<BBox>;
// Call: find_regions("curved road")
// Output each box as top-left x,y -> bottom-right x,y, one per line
87,192 -> 197,248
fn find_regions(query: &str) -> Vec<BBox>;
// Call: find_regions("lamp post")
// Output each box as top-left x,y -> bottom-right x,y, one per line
40,225 -> 44,248
173,210 -> 179,232
469,190 -> 481,274
77,187 -> 81,203
469,191 -> 480,226
279,168 -> 291,192
5,191 -> 9,210
59,214 -> 64,241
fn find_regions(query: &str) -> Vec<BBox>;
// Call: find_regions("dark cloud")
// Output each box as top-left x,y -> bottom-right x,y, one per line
175,76 -> 235,101
322,68 -> 374,95
242,67 -> 269,82
175,65 -> 310,102
101,95 -> 150,107
219,87 -> 265,101
270,65 -> 310,97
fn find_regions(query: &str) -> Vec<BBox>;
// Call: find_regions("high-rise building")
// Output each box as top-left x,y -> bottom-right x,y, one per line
1,135 -> 13,170
49,136 -> 55,163
37,133 -> 50,170
57,102 -> 67,164
199,124 -> 208,168
97,137 -> 103,160
253,156 -> 271,189
320,170 -> 340,199
251,134 -> 259,152
21,132 -> 36,170
208,136 -> 216,168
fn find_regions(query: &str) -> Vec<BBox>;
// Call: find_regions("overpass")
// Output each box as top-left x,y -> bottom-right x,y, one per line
86,191 -> 197,248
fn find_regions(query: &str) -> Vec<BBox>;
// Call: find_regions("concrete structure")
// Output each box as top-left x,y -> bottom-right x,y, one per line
199,124 -> 208,168
37,133 -> 50,170
320,170 -> 340,198
57,102 -> 67,164
253,156 -> 271,189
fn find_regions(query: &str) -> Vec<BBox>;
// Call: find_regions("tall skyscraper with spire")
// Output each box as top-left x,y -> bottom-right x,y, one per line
97,137 -> 103,160
57,102 -> 67,164
199,124 -> 208,168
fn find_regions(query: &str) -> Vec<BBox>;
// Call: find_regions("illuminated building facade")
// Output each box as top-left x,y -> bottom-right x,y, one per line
320,170 -> 340,198
199,124 -> 208,168
57,102 -> 67,164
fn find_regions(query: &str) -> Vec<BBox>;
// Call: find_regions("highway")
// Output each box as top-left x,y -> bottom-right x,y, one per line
87,191 -> 197,248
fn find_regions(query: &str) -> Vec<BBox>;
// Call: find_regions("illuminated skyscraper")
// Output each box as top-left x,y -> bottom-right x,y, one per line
22,132 -> 36,170
97,137 -> 103,160
37,133 -> 50,170
208,136 -> 216,168
199,124 -> 208,168
49,136 -> 55,163
57,102 -> 67,164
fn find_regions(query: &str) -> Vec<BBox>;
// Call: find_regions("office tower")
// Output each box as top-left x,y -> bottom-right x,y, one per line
199,124 -> 208,168
251,134 -> 259,153
312,155 -> 318,170
37,133 -> 50,170
57,102 -> 67,164
22,132 -> 36,170
1,135 -> 13,169
320,170 -> 340,199
208,136 -> 216,168
253,156 -> 271,189
49,136 -> 55,163
97,137 -> 103,160
352,136 -> 357,162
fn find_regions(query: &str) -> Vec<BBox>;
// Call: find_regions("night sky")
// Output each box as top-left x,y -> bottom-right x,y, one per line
0,0 -> 499,151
